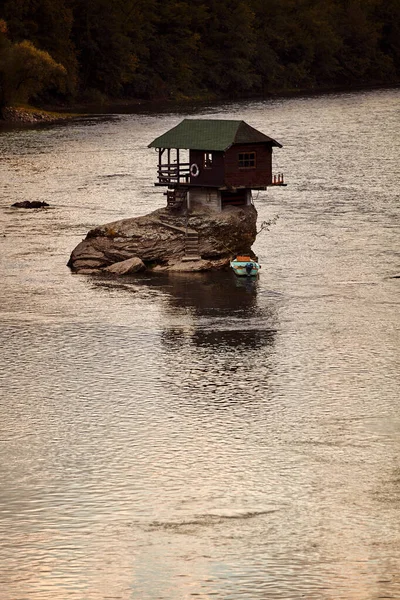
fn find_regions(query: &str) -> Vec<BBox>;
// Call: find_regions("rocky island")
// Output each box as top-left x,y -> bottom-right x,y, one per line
68,204 -> 257,275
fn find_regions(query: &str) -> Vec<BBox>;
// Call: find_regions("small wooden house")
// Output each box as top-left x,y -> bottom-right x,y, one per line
148,119 -> 284,211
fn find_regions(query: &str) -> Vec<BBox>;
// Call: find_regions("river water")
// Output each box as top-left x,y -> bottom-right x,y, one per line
0,88 -> 399,600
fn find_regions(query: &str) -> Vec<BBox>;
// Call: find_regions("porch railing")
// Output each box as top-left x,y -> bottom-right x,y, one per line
271,172 -> 285,185
157,162 -> 191,184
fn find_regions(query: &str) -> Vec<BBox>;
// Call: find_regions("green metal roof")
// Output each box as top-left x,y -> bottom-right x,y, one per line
148,119 -> 282,151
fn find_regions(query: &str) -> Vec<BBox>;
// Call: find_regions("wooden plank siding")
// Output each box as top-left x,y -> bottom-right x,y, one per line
189,150 -> 225,186
224,144 -> 272,188
188,144 -> 273,188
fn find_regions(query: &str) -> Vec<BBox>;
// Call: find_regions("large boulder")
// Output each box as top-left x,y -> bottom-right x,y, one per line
68,205 -> 257,274
103,256 -> 145,275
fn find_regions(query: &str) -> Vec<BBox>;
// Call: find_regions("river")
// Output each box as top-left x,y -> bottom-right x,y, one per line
0,88 -> 399,600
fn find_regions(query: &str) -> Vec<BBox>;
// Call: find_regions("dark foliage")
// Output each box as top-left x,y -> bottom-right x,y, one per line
1,0 -> 399,105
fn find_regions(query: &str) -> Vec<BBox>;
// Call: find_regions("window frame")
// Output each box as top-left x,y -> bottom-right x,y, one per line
238,151 -> 256,169
203,152 -> 213,169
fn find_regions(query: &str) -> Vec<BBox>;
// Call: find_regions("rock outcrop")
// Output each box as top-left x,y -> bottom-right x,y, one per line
12,201 -> 49,208
68,204 -> 258,274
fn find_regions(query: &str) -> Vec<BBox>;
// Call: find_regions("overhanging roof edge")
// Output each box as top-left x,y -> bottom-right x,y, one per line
148,119 -> 282,150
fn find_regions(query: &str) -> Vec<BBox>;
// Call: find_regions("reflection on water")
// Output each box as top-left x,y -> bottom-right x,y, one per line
94,272 -> 275,350
0,88 -> 400,600
189,327 -> 275,349
93,270 -> 260,312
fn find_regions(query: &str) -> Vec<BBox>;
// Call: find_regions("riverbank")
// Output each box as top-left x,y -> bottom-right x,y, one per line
1,83 -> 398,126
0,105 -> 81,126
45,82 -> 400,115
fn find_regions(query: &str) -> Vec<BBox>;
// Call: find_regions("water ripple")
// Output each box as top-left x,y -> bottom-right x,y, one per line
0,88 -> 400,600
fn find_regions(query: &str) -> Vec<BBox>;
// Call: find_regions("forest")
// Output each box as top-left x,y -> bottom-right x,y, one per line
0,0 -> 400,109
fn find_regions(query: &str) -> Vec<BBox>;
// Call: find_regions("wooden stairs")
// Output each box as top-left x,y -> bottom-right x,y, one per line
183,230 -> 201,261
157,217 -> 201,262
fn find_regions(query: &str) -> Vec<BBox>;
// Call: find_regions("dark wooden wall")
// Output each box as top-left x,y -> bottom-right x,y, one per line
188,144 -> 273,188
224,144 -> 272,188
189,150 -> 225,186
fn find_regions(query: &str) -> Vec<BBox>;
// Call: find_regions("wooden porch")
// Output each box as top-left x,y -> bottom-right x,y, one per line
156,148 -> 191,186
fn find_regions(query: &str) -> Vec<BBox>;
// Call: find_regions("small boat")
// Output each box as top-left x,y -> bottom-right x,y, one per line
230,255 -> 260,277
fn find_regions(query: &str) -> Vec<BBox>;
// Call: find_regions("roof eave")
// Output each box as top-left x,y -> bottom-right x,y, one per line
148,143 -> 226,151
148,141 -> 282,150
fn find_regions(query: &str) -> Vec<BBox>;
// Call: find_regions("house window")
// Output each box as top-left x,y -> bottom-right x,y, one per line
238,152 -> 256,169
204,152 -> 213,169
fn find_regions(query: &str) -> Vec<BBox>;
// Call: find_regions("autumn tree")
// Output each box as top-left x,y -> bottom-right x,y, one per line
0,21 -> 67,114
2,0 -> 77,95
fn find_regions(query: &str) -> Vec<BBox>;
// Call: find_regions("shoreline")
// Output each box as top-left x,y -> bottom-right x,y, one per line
1,82 -> 398,127
0,105 -> 82,127
50,81 -> 400,114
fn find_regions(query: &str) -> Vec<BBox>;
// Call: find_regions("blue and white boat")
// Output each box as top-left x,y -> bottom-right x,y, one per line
230,255 -> 260,277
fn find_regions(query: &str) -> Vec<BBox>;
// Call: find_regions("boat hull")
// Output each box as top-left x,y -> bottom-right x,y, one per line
230,260 -> 260,277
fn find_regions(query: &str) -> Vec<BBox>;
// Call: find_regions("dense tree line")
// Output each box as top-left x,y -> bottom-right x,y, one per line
1,0 -> 399,108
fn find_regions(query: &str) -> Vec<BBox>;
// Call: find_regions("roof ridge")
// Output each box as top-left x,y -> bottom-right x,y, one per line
182,118 -> 243,123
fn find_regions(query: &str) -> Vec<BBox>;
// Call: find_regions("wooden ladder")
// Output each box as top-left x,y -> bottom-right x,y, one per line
166,188 -> 188,210
183,230 -> 201,261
